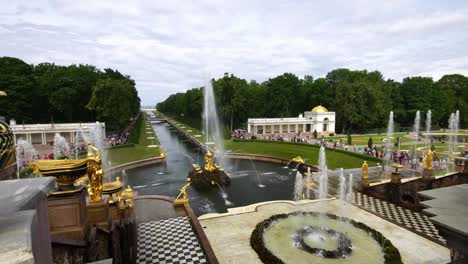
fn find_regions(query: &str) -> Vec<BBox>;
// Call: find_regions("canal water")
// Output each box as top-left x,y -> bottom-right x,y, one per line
126,122 -> 298,216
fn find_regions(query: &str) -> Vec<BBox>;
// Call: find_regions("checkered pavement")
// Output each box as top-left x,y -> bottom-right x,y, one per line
352,192 -> 446,245
137,216 -> 207,264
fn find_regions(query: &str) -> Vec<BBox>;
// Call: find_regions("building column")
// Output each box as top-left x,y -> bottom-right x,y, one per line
263,125 -> 266,134
279,124 -> 282,134
270,125 -> 274,134
295,124 -> 298,133
41,133 -> 46,145
13,134 -> 17,145
70,132 -> 74,143
287,125 -> 290,133
27,133 -> 32,144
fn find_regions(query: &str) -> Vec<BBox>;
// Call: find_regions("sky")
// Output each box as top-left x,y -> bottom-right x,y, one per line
1,0 -> 468,106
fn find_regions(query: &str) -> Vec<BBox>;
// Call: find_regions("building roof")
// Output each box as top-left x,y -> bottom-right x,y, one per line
311,105 -> 329,113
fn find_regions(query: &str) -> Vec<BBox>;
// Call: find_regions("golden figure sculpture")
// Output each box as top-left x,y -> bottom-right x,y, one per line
292,156 -> 305,164
174,178 -> 191,205
120,186 -> 135,209
362,161 -> 369,179
204,151 -> 215,172
424,149 -> 435,170
86,144 -> 104,202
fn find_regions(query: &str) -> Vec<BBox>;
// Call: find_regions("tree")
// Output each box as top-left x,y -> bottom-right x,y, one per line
0,57 -> 37,123
87,79 -> 140,130
347,132 -> 352,145
368,137 -> 373,149
313,129 -> 318,139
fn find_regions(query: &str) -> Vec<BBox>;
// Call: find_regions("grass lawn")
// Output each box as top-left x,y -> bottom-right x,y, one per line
107,114 -> 160,166
325,132 -> 414,145
224,140 -> 378,169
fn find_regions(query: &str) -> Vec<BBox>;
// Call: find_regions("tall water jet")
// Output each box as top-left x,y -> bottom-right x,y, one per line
317,146 -> 329,228
305,167 -> 312,199
293,171 -> 303,201
15,139 -> 38,178
412,111 -> 421,176
53,133 -> 70,159
347,173 -> 354,202
383,111 -> 394,177
447,113 -> 456,174
425,110 -> 432,147
202,80 -> 225,165
338,168 -> 346,218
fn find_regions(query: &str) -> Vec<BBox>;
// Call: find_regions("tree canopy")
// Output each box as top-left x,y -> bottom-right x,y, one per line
0,57 -> 140,130
157,70 -> 467,132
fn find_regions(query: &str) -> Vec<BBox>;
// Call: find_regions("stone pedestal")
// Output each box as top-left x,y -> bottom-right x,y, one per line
48,190 -> 88,241
422,168 -> 435,180
391,172 -> 401,183
87,197 -> 110,231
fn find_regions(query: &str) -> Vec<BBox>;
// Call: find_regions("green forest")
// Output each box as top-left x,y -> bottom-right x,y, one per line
156,70 -> 468,133
0,57 -> 140,131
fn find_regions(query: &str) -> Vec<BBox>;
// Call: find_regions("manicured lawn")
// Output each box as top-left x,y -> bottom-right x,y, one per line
325,132 -> 414,145
224,141 -> 378,169
107,114 -> 160,165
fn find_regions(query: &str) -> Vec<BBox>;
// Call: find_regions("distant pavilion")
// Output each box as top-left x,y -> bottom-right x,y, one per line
247,105 -> 336,135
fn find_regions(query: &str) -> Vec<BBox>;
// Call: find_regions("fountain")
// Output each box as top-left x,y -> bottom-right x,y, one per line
293,172 -> 303,201
425,110 -> 432,147
187,151 -> 230,190
53,133 -> 71,159
250,147 -> 402,263
202,80 -> 225,164
15,139 -> 38,178
412,111 -> 421,176
249,158 -> 265,187
383,111 -> 394,178
337,168 -> 346,216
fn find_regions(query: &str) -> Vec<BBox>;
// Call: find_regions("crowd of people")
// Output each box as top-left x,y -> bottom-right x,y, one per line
107,132 -> 130,146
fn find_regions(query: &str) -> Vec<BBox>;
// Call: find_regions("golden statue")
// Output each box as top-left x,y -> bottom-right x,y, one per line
204,151 -> 215,172
362,161 -> 369,179
292,156 -> 305,164
120,186 -> 135,209
174,179 -> 191,205
87,157 -> 103,202
423,149 -> 435,170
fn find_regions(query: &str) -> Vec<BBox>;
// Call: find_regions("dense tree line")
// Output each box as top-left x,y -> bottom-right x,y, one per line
157,70 -> 467,133
0,57 -> 140,131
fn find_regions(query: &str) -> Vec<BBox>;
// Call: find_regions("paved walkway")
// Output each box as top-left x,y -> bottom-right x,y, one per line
352,192 -> 446,246
135,198 -> 208,264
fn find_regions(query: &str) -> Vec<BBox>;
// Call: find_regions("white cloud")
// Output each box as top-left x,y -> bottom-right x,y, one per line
1,0 -> 468,105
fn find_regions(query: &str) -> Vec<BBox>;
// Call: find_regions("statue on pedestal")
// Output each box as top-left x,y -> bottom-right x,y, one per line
362,161 -> 369,180
423,149 -> 435,170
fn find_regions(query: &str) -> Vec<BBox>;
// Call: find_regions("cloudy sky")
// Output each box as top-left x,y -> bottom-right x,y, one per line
2,0 -> 468,105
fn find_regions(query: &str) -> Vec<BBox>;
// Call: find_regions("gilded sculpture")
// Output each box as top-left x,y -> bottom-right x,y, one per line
423,149 -> 435,170
204,151 -> 216,172
362,160 -> 369,179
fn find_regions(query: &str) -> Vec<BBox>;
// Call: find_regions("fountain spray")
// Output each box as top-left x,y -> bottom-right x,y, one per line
202,80 -> 225,167
384,111 -> 394,178
412,111 -> 421,176
425,110 -> 432,147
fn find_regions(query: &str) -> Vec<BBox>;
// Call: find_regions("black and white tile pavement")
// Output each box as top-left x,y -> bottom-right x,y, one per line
137,216 -> 207,264
352,192 -> 446,245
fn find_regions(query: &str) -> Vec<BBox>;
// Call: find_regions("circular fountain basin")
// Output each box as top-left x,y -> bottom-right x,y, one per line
251,212 -> 402,264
